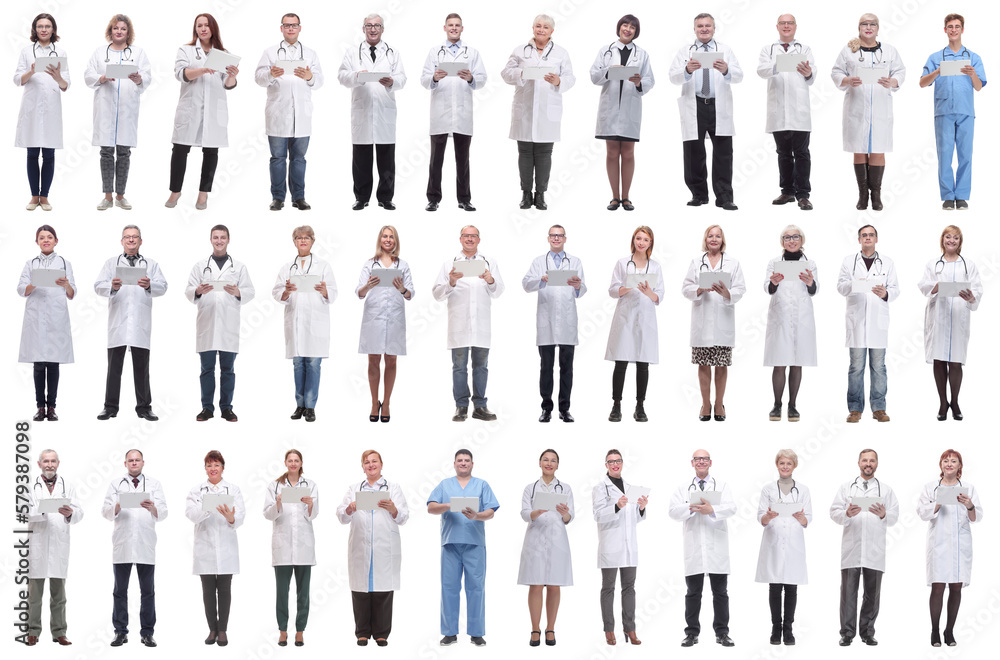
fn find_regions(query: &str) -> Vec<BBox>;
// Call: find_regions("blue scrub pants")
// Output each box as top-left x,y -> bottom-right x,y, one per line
847,348 -> 887,412
935,114 -> 974,200
440,543 -> 486,636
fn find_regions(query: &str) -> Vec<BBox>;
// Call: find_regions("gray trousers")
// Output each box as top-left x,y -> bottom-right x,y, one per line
28,577 -> 67,638
840,567 -> 883,639
100,146 -> 131,194
600,567 -> 636,632
516,141 -> 553,192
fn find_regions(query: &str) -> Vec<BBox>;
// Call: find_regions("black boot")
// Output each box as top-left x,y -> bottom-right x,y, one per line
519,190 -> 533,209
868,165 -> 885,211
854,164 -> 869,210
608,401 -> 622,422
768,584 -> 782,645
533,191 -> 547,210
782,586 -> 797,645
633,400 -> 647,422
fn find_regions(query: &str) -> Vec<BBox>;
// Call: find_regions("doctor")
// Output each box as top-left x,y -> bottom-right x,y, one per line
668,449 -> 736,648
26,449 -> 82,647
522,225 -> 586,422
829,449 -> 899,647
668,13 -> 742,210
919,14 -> 987,210
94,225 -> 168,422
756,449 -> 811,646
757,15 -> 815,210
185,224 -> 255,422
84,14 -> 150,211
336,450 -> 408,646
593,449 -> 647,646
338,14 -> 406,211
185,450 -> 245,647
420,13 -> 486,212
836,225 -> 899,423
255,13 -> 323,212
427,449 -> 499,648
102,449 -> 167,648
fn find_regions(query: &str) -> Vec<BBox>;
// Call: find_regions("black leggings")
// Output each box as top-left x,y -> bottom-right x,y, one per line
612,361 -> 648,402
33,362 -> 59,408
27,148 -> 55,196
170,144 -> 219,192
769,583 -> 797,627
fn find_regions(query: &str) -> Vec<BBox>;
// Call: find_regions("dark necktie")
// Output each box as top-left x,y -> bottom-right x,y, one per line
699,479 -> 705,491
701,44 -> 711,97
132,477 -> 139,488
863,480 -> 868,492
370,45 -> 377,63
126,255 -> 137,267
782,43 -> 789,52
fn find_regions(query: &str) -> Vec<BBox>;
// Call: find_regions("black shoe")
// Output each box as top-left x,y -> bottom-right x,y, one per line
861,636 -> 878,646
716,634 -> 735,647
426,201 -> 439,211
931,630 -> 941,647
951,402 -> 963,421
221,408 -> 238,422
559,411 -> 575,423
205,631 -> 217,645
539,410 -> 551,423
458,202 -> 476,212
269,199 -> 284,211
111,633 -> 128,647
137,411 -> 159,422
943,630 -> 956,646
608,198 -> 621,210
352,200 -> 368,211
370,401 -> 382,423
375,639 -> 388,647
770,624 -> 781,645
681,634 -> 698,647
633,402 -> 648,422
530,630 -> 541,647
782,628 -> 795,645
453,406 -> 468,422
533,192 -> 547,210
46,406 -> 58,421
97,408 -> 117,420
545,630 -> 556,646
718,201 -> 739,211
357,638 -> 369,646
621,198 -> 634,211
378,201 -> 396,210
197,408 -> 214,422
769,404 -> 782,421
714,405 -> 726,421
686,198 -> 708,207
699,406 -> 711,422
33,407 -> 46,422
216,632 -> 228,646
295,639 -> 304,647
440,635 -> 458,646
839,636 -> 852,646
942,199 -> 956,210
609,403 -> 622,422
140,635 -> 156,647
290,406 -> 305,420
470,636 -> 486,647
797,197 -> 813,211
772,194 -> 796,205
291,199 -> 311,210
956,199 -> 968,210
520,191 -> 533,209
472,407 -> 497,421
303,408 -> 316,422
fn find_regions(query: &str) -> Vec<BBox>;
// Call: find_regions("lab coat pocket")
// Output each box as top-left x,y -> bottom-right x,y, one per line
876,304 -> 890,331
545,96 -> 563,122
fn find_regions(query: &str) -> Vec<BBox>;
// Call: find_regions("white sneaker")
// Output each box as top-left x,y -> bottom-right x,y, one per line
115,197 -> 132,210
26,201 -> 39,210
96,199 -> 113,211
40,202 -> 52,211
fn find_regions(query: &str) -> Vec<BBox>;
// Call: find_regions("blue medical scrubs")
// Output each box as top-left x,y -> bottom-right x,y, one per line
923,46 -> 987,200
427,476 -> 500,637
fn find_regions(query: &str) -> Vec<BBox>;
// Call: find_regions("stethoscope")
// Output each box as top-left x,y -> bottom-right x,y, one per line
32,254 -> 67,270
776,479 -> 801,503
116,253 -> 147,269
371,257 -> 399,270
358,41 -> 396,67
932,478 -> 964,497
545,251 -> 572,271
523,41 -> 554,60
203,254 -> 235,278
940,46 -> 971,60
277,40 -> 304,60
273,477 -> 312,498
530,477 -> 564,499
626,251 -> 650,275
601,42 -> 638,67
359,478 -> 389,492
288,253 -> 314,278
700,251 -> 724,272
857,43 -> 883,65
851,251 -> 883,277
105,44 -> 133,63
118,475 -> 146,492
200,483 -> 230,495
32,42 -> 59,58
33,475 -> 67,498
767,41 -> 803,58
687,476 -> 717,493
688,39 -> 717,55
454,254 -> 491,271
438,44 -> 469,60
849,476 -> 881,497
934,253 -> 968,277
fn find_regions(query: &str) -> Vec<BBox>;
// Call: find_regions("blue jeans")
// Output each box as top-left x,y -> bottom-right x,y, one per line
268,136 -> 309,200
199,350 -> 236,411
848,348 -> 887,412
451,347 -> 489,408
292,357 -> 322,408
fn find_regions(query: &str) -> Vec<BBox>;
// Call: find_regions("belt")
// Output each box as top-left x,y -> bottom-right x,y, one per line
695,97 -> 716,105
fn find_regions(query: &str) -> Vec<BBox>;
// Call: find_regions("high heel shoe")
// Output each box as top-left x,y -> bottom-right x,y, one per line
699,405 -> 711,422
951,402 -> 963,421
278,632 -> 288,647
938,402 -> 949,421
294,632 -> 304,647
529,630 -> 541,647
931,630 -> 941,647
625,631 -> 641,645
380,402 -> 390,423
545,630 -> 556,647
605,632 -> 616,646
714,404 -> 726,422
370,401 -> 381,423
943,630 -> 957,647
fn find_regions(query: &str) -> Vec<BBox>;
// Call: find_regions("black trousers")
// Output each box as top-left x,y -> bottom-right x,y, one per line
201,574 -> 233,632
427,133 -> 472,203
516,141 -> 553,192
352,143 -> 395,203
773,130 -> 811,198
612,361 -> 648,402
682,100 -> 734,204
169,144 -> 219,193
538,345 -> 574,413
113,563 -> 155,636
104,346 -> 152,414
33,362 -> 59,408
351,591 -> 393,639
840,567 -> 882,639
684,573 -> 729,636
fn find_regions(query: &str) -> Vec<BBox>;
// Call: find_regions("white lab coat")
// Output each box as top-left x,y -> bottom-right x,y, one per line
668,476 -> 736,576
419,41 -> 487,136
264,477 -> 319,566
831,43 -> 905,153
185,479 -> 245,575
756,40 -> 814,132
502,40 -> 576,142
918,481 -> 982,586
763,255 -> 818,367
755,480 -> 811,585
592,476 -> 646,569
681,254 -> 746,348
668,40 -> 742,140
356,258 -> 414,356
517,478 -> 575,586
335,478 -> 409,592
185,256 -> 255,353
337,41 -> 406,144
18,253 -> 75,363
589,41 -> 655,139
101,473 -> 168,565
829,477 -> 899,572
254,41 -> 324,138
271,257 -> 336,359
14,42 -> 70,148
918,258 -> 982,364
432,253 -> 505,349
27,475 -> 83,579
84,44 -> 151,147
605,257 -> 664,363
836,252 -> 899,349
171,45 -> 232,147
94,254 -> 168,350
522,252 -> 587,346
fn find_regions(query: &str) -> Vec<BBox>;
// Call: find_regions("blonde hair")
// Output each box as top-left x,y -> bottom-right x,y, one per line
373,226 -> 400,260
631,226 -> 654,257
291,225 -> 315,242
361,449 -> 383,465
105,14 -> 135,46
775,448 -> 799,467
701,225 -> 727,252
939,225 -> 963,254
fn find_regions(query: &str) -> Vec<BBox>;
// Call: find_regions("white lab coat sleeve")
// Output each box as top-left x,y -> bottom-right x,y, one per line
150,482 -> 168,522
521,257 -> 543,293
725,50 -> 743,84
501,50 -> 525,87
803,46 -> 816,86
17,262 -> 31,296
637,51 -> 654,96
968,484 -> 983,522
263,483 -> 280,520
229,486 -> 246,530
147,261 -> 168,298
337,48 -> 361,88
185,262 -> 202,304
888,52 -> 905,90
967,261 -> 983,311
565,485 -> 575,523
335,485 -> 354,524
27,488 -> 44,523
13,48 -> 29,85
589,47 -> 611,85
174,46 -> 192,83
419,50 -> 436,89
883,487 -> 900,527
829,484 -> 851,525
305,481 -> 319,521
608,259 -> 626,298
306,52 -> 324,91
884,260 -> 900,303
757,45 -> 777,79
756,486 -> 771,524
520,483 -> 533,522
237,265 -> 255,305
576,260 -> 587,298
668,47 -> 690,85
681,259 -> 700,301
272,269 -> 290,305
390,482 -> 409,525
715,484 -> 737,521
185,486 -> 210,523
668,485 -> 691,521
401,261 -> 414,300
831,49 -> 851,88
254,49 -> 278,87
135,49 -> 152,94
486,260 -> 504,298
84,49 -> 103,89
355,262 -> 372,298
320,262 -> 337,304
836,256 -> 854,296
388,54 -> 405,90
94,258 -> 115,297
431,263 -> 453,300
557,54 -> 575,92
470,50 -> 487,90
652,264 -> 665,306
801,486 -> 813,525
101,483 -> 119,521
916,482 -> 938,521
65,483 -> 83,525
725,260 -> 746,305
593,484 -> 617,523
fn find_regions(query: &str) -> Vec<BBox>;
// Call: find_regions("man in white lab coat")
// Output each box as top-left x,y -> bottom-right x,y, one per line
102,449 -> 167,647
668,449 -> 736,648
25,449 -> 83,646
255,13 -> 323,211
521,225 -> 586,422
757,14 -> 815,210
432,225 -> 504,421
419,13 -> 487,212
94,224 -> 168,421
185,224 -> 255,422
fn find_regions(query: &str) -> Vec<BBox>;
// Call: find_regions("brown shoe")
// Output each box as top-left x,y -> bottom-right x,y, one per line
625,631 -> 642,645
873,410 -> 891,422
846,411 -> 863,423
26,636 -> 38,646
605,632 -> 616,646
53,636 -> 72,645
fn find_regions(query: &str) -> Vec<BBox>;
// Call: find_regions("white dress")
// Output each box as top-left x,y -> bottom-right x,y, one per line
917,481 -> 983,586
356,258 -> 413,356
763,255 -> 818,367
517,478 -> 574,586
604,257 -> 664,363
18,252 -> 74,363
755,480 -> 811,585
917,258 -> 983,364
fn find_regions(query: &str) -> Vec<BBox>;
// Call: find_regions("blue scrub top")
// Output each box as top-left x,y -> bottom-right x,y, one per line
428,476 -> 500,546
923,47 -> 987,117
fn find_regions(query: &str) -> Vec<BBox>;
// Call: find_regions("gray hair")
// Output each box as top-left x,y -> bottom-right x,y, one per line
775,449 -> 799,467
363,13 -> 383,26
38,448 -> 58,461
534,14 -> 554,28
122,224 -> 141,238
694,12 -> 715,24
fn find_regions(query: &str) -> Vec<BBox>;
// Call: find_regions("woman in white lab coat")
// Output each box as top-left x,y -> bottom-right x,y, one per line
356,226 -> 413,423
590,15 -> 654,211
763,225 -> 817,422
681,225 -> 746,422
755,449 -> 811,645
263,449 -> 318,647
518,449 -> 574,647
185,450 -> 245,646
335,450 -> 408,646
84,14 -> 150,210
917,449 -> 982,647
14,14 -> 69,211
831,13 -> 905,211
917,226 -> 982,421
271,226 -> 336,422
605,226 -> 664,423
165,14 -> 238,210
502,14 -> 575,210
18,225 -> 74,422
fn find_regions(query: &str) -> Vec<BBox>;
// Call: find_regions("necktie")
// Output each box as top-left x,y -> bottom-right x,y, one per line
370,45 -> 377,63
863,480 -> 868,492
126,255 -> 137,266
701,44 -> 711,97
554,253 -> 562,269
699,479 -> 705,491
132,477 -> 139,488
782,43 -> 789,52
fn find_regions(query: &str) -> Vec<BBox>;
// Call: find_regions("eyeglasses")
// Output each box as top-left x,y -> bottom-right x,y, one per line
122,234 -> 140,240
606,459 -> 623,466
860,232 -> 877,239
364,23 -> 383,30
859,22 -> 878,28
281,23 -> 300,29
461,233 -> 479,239
781,234 -> 802,242
548,233 -> 565,239
692,457 -> 711,463
777,21 -> 795,26
294,236 -> 313,241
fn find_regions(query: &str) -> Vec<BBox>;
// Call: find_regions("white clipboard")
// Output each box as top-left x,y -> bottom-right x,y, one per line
119,492 -> 148,509
30,268 -> 66,287
771,260 -> 814,280
523,66 -> 555,80
607,66 -> 639,81
849,496 -> 883,510
691,50 -> 722,67
772,502 -> 804,517
204,49 -> 240,71
37,56 -> 68,73
38,498 -> 71,514
940,60 -> 971,76
851,275 -> 886,294
356,490 -> 391,511
290,274 -> 321,291
203,280 -> 234,292
115,266 -> 147,285
106,63 -> 138,79
358,71 -> 389,83
857,67 -> 888,85
276,59 -> 307,74
689,490 -> 721,506
698,271 -> 731,289
438,62 -> 466,75
453,260 -> 486,277
545,269 -> 577,286
776,53 -> 807,73
449,496 -> 479,513
202,493 -> 235,512
532,491 -> 568,511
937,281 -> 972,297
372,268 -> 402,287
627,485 -> 651,499
282,486 -> 311,504
625,272 -> 659,289
936,487 -> 969,506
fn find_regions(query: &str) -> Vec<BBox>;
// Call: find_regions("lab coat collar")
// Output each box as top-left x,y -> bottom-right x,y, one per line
280,475 -> 309,487
36,251 -> 59,263
613,41 -> 634,51
528,38 -> 555,50
772,38 -> 801,48
603,474 -> 627,495
455,251 -> 481,260
442,39 -> 464,49
122,473 -> 145,488
694,38 -> 717,50
280,40 -> 301,52
363,40 -> 386,52
361,476 -> 388,490
534,476 -> 561,491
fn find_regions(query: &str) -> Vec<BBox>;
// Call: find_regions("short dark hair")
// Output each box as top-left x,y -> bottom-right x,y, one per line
36,224 -> 58,240
539,448 -> 560,462
455,448 -> 473,461
606,449 -> 622,460
31,13 -> 59,43
125,448 -> 143,459
944,13 -> 964,27
205,450 -> 225,466
617,14 -> 640,39
282,13 -> 300,23
446,13 -> 462,22
858,224 -> 877,238
858,448 -> 878,460
211,224 -> 229,238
